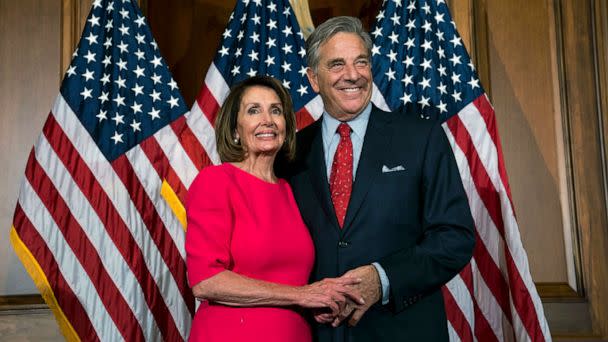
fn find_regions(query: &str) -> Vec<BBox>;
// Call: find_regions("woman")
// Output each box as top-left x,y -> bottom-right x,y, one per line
186,76 -> 363,341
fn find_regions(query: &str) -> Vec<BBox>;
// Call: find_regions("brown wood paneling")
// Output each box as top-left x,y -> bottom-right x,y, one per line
559,0 -> 608,336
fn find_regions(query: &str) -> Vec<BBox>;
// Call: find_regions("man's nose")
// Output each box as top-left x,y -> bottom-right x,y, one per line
343,63 -> 359,80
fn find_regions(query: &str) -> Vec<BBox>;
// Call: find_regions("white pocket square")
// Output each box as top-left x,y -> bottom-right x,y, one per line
382,165 -> 405,173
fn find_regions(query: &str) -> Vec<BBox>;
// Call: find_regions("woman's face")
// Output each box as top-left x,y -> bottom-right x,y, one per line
235,85 -> 286,159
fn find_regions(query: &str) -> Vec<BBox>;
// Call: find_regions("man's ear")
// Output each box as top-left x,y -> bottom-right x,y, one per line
306,67 -> 320,93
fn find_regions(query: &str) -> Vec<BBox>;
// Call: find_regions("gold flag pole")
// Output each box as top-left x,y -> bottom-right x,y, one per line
289,0 -> 315,40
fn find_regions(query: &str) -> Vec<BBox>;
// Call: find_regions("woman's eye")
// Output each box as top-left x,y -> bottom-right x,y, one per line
271,107 -> 283,115
247,107 -> 259,114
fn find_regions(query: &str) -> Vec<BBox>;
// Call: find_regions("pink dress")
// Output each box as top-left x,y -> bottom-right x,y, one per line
186,163 -> 315,342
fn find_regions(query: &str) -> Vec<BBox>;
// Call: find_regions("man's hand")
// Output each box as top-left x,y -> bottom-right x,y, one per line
332,265 -> 381,327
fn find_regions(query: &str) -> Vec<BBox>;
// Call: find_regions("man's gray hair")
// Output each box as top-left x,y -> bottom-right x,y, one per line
305,16 -> 373,72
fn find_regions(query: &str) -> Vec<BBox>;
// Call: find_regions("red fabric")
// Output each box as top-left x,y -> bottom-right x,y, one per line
329,123 -> 353,228
185,163 -> 315,342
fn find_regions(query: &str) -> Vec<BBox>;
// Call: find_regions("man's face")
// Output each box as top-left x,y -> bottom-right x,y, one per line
306,32 -> 373,121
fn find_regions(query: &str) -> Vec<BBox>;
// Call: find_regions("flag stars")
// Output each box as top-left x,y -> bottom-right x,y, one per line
282,7 -> 291,16
390,13 -> 401,26
135,15 -> 145,27
421,58 -> 432,71
102,55 -> 112,67
130,119 -> 142,132
148,108 -> 161,120
135,49 -> 145,60
452,90 -> 462,102
66,65 -> 76,77
133,65 -> 145,78
231,65 -> 240,76
113,94 -> 126,107
118,24 -> 130,36
111,131 -> 123,144
451,35 -> 463,47
400,92 -> 412,104
407,1 -> 416,13
282,26 -> 293,37
85,33 -> 98,45
267,19 -> 277,30
437,46 -> 446,58
223,28 -> 232,39
117,40 -> 129,53
422,2 -> 431,14
281,61 -> 291,73
401,74 -> 413,86
437,101 -> 448,113
282,44 -> 293,54
435,12 -> 445,23
101,73 -> 110,85
151,56 -> 162,68
436,30 -> 445,41
422,39 -> 432,52
282,80 -> 290,89
264,55 -> 275,67
131,102 -> 143,114
105,19 -> 113,31
151,73 -> 162,84
250,32 -> 260,43
99,91 -> 110,103
451,72 -> 461,84
119,8 -> 129,19
371,44 -> 381,56
388,31 -> 399,44
438,64 -> 447,76
84,50 -> 96,63
112,112 -> 125,125
96,109 -> 107,122
235,47 -> 243,57
116,58 -> 128,71
80,87 -> 93,99
298,47 -> 306,58
418,95 -> 430,108
266,37 -> 277,49
93,0 -> 102,8
267,2 -> 277,12
404,37 -> 415,49
299,66 -> 307,77
247,68 -> 257,77
249,50 -> 259,61
450,54 -> 462,66
251,14 -> 261,25
385,68 -> 396,81
422,20 -> 432,33
82,68 -> 95,81
135,33 -> 146,44
387,50 -> 397,63
468,77 -> 480,89
237,30 -> 245,41
132,84 -> 144,96
115,76 -> 127,89
219,46 -> 230,57
420,77 -> 431,89
438,82 -> 447,94
104,37 -> 112,48
394,0 -> 402,7
167,96 -> 179,108
169,79 -> 178,90
372,26 -> 383,38
406,19 -> 416,31
297,84 -> 308,96
107,1 -> 114,13
150,89 -> 161,102
376,10 -> 385,20
403,55 -> 415,68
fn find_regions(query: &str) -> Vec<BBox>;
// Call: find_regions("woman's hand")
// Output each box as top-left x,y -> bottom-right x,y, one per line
296,276 -> 365,315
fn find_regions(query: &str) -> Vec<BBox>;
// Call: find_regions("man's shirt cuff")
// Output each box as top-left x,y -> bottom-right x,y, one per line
371,262 -> 390,305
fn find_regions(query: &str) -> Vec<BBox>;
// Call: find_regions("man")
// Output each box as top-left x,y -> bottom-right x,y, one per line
284,16 -> 475,341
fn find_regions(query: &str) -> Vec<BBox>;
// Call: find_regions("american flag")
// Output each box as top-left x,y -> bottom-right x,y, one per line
370,0 -> 551,341
10,0 -> 195,340
183,0 -> 324,173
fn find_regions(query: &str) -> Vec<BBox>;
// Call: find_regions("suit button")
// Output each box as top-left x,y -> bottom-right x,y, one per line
338,241 -> 350,248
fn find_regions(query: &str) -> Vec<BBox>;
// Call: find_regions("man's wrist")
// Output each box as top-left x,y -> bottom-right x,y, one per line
371,262 -> 390,305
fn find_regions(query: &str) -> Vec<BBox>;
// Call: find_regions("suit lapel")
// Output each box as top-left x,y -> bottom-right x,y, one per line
342,106 -> 394,234
305,120 -> 342,232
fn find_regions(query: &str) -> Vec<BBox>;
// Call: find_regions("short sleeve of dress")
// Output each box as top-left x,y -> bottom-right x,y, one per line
185,166 -> 234,287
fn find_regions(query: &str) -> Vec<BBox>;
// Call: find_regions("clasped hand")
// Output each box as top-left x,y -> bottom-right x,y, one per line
301,265 -> 381,327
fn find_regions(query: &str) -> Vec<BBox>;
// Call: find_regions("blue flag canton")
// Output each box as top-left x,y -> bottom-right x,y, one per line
371,0 -> 484,121
213,0 -> 316,111
60,0 -> 188,161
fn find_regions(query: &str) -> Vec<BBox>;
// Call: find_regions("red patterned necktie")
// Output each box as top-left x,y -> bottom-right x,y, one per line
329,123 -> 353,228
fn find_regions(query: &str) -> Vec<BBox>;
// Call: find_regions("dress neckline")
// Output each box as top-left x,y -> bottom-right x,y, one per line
224,163 -> 283,186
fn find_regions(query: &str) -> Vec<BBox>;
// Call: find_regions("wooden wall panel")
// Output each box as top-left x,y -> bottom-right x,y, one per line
0,0 -> 62,295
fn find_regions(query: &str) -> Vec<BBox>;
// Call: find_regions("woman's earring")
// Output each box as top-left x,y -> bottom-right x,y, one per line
233,137 -> 239,144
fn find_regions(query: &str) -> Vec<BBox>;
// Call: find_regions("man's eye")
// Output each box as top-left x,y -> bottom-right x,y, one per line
329,63 -> 344,71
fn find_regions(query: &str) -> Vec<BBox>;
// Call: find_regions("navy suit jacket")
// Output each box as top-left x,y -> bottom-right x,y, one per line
281,105 -> 475,341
